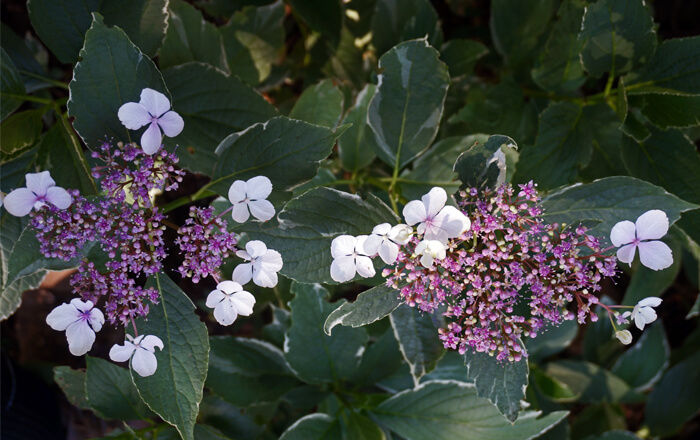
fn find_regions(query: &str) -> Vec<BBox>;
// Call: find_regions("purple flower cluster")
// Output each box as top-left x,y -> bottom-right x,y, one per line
175,206 -> 238,283
29,141 -> 181,325
385,182 -> 618,362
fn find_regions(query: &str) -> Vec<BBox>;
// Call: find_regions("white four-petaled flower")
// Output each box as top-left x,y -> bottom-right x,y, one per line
615,330 -> 633,345
205,280 -> 256,326
4,171 -> 72,217
403,187 -> 470,243
117,88 -> 184,155
109,334 -> 164,377
228,176 -> 276,223
415,240 -> 447,268
330,235 -> 375,282
610,210 -> 673,271
619,296 -> 663,331
364,223 -> 412,264
232,240 -> 283,288
46,298 -> 104,356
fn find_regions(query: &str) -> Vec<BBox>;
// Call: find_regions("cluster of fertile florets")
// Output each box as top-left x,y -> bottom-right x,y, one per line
332,183 -> 672,362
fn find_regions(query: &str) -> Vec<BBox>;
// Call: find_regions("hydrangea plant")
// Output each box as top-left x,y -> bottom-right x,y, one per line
2,1 -> 700,439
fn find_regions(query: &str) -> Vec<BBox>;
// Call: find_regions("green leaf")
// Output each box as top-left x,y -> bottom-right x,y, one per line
390,304 -> 445,385
440,39 -> 488,78
540,176 -> 698,238
625,36 -> 700,95
525,320 -> 578,363
543,360 -> 643,403
688,293 -> 700,319
85,356 -> 153,420
287,0 -> 342,47
162,62 -> 278,174
570,404 -> 626,440
582,431 -> 642,440
338,84 -> 377,172
220,0 -> 285,85
0,49 -> 25,121
284,283 -> 369,384
401,134 -> 489,202
210,116 -> 342,200
367,39 -> 449,170
514,103 -> 621,190
372,380 -> 567,439
463,347 -> 528,422
0,24 -> 47,92
611,323 -> 669,391
371,0 -> 442,56
646,351 -> 700,436
632,93 -> 700,129
582,299 -> 623,367
342,412 -> 385,440
262,304 -> 290,348
453,134 -> 515,192
158,425 -> 234,440
349,326 -> 404,386
67,13 -> 169,150
578,0 -> 657,78
130,274 -> 209,440
159,0 -> 228,72
206,336 -> 298,407
531,0 -> 586,93
279,414 -> 342,440
620,109 -> 650,143
198,395 -> 267,440
239,187 -> 398,284
532,368 -> 578,402
0,109 -> 43,160
98,0 -> 168,58
289,79 -> 345,128
54,366 -> 91,410
324,284 -> 402,335
490,0 -> 558,69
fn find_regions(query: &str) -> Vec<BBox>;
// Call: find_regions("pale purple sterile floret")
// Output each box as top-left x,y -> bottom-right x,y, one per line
46,298 -> 105,356
118,88 -> 184,155
330,235 -> 375,282
232,240 -> 283,288
4,171 -> 72,217
109,334 -> 164,377
610,210 -> 673,271
402,187 -> 470,243
206,280 -> 256,326
228,176 -> 276,223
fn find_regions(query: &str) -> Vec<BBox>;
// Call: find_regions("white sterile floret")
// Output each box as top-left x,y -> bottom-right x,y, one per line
415,239 -> 447,268
46,299 -> 104,356
4,171 -> 72,217
364,223 -> 412,264
615,330 -> 633,345
330,235 -> 375,282
117,88 -> 184,155
228,176 -> 275,223
610,210 -> 673,271
109,334 -> 164,377
205,280 -> 256,326
621,296 -> 662,331
232,240 -> 283,288
402,187 -> 470,243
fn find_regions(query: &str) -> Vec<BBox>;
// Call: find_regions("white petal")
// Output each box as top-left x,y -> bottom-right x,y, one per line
246,176 -> 273,199
139,335 -> 164,352
248,200 -> 275,221
46,186 -> 72,209
378,241 -> 399,264
638,297 -> 662,308
260,249 -> 283,271
615,330 -> 633,345
610,220 -> 636,247
232,263 -> 253,285
355,256 -> 375,278
206,289 -> 226,308
214,299 -> 239,326
331,235 -> 356,258
635,210 -> 669,241
403,200 -> 427,226
415,240 -> 428,255
4,188 -> 38,217
616,243 -> 637,265
432,206 -> 469,240
331,256 -> 356,282
389,224 -> 413,245
355,235 -> 371,256
88,308 -> 105,333
422,187 -> 447,217
638,240 -> 673,271
252,265 -> 278,288
638,307 -> 657,325
65,320 -> 96,356
117,102 -> 150,130
109,342 -> 136,362
218,280 -> 242,294
420,253 -> 435,268
230,291 -> 255,316
246,240 -> 268,258
46,303 -> 80,331
25,171 -> 55,196
139,88 -> 171,117
231,202 -> 251,223
372,223 -> 392,235
140,122 -> 163,155
363,234 -> 383,255
634,312 -> 647,330
228,180 -> 248,203
131,347 -> 159,377
236,249 -> 252,261
157,111 -> 184,137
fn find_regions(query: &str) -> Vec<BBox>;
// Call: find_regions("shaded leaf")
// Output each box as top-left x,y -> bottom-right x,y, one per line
440,39 -> 488,78
338,84 -> 377,172
287,0 -> 342,47
371,0 -> 442,56
453,134 -> 515,192
544,360 -> 643,403
390,305 -> 445,385
279,414 -> 342,440
324,284 -> 402,335
289,79 -> 344,128
0,49 -> 25,122
611,323 -> 669,391
53,366 -> 91,410
85,357 -> 153,420
625,36 -> 700,95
